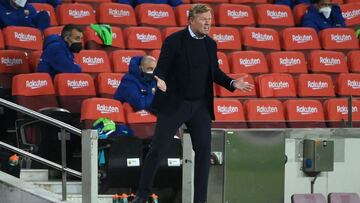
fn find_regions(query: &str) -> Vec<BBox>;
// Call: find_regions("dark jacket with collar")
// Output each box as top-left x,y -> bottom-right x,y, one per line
151,28 -> 235,120
302,5 -> 346,33
114,56 -> 156,112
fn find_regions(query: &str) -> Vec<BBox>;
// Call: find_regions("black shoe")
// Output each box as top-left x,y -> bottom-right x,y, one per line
129,196 -> 147,203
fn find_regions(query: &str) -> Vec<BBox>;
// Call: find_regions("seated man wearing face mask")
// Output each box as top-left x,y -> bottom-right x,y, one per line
114,55 -> 157,112
301,0 -> 345,33
36,24 -> 83,78
0,0 -> 50,30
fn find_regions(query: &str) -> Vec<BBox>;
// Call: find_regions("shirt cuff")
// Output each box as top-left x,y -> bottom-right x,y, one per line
230,79 -> 236,88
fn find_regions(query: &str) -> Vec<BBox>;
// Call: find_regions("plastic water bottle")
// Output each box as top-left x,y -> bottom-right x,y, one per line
151,193 -> 158,203
8,154 -> 19,166
119,193 -> 128,203
112,194 -> 119,203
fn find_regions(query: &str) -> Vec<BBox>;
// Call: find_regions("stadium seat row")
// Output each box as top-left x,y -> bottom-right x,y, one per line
0,26 -> 359,52
30,2 -> 360,28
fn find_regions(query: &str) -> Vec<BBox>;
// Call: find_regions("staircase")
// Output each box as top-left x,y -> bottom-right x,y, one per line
20,169 -> 114,203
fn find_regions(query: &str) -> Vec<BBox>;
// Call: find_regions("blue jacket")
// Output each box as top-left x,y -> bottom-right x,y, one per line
36,35 -> 81,78
114,56 -> 157,112
117,0 -> 182,7
302,5 -> 346,33
275,0 -> 310,9
0,0 -> 50,30
28,0 -> 61,8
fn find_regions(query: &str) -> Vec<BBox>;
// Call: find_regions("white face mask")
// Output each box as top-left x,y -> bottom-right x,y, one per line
319,6 -> 332,19
13,0 -> 27,7
146,70 -> 154,74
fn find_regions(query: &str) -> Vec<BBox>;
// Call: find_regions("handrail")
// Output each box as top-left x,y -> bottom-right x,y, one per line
0,98 -> 81,136
0,141 -> 81,178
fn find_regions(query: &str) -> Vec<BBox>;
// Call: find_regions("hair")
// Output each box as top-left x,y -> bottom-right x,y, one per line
312,0 -> 322,4
188,4 -> 212,21
61,24 -> 83,39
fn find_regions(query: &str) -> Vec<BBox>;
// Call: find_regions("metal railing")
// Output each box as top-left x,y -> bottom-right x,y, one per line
0,98 -> 82,201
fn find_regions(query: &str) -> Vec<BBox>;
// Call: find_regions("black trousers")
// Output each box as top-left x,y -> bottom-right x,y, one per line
137,99 -> 212,202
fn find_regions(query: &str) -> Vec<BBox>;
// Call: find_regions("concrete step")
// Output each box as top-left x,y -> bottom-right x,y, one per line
33,181 -> 82,195
68,194 -> 114,203
20,169 -> 49,181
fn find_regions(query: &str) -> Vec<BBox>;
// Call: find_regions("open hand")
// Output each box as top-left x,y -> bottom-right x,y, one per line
154,75 -> 167,92
232,75 -> 254,92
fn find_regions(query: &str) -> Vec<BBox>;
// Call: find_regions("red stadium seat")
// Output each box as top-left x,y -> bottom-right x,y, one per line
319,28 -> 359,51
80,97 -> 125,128
149,49 -> 160,60
28,50 -> 42,72
75,50 -> 111,74
293,3 -> 309,25
340,3 -> 360,27
212,98 -> 247,128
74,0 -> 111,9
123,103 -> 157,139
83,26 -> 125,50
296,74 -> 335,97
230,0 -> 268,3
3,26 -> 43,51
0,50 -> 30,90
209,27 -> 241,50
214,4 -> 255,27
255,4 -> 294,29
308,50 -> 348,73
256,73 -> 296,98
161,27 -> 183,41
31,3 -> 58,26
54,73 -> 96,113
243,99 -> 286,128
57,3 -> 96,26
284,99 -> 326,128
192,0 -> 228,3
96,73 -> 123,98
267,51 -> 307,73
124,27 -> 162,50
280,28 -> 321,51
135,3 -> 176,27
175,4 -> 216,27
215,73 -> 257,97
110,50 -> 146,73
228,50 -> 268,74
12,73 -> 58,111
241,27 -> 280,51
217,51 -> 230,73
347,50 -> 360,73
97,3 -> 137,26
43,26 -> 63,38
346,0 -> 360,2
336,73 -> 360,96
0,30 -> 4,49
324,98 -> 360,127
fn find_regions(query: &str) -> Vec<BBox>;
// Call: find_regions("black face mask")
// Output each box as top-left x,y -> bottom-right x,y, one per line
69,42 -> 82,53
142,72 -> 154,82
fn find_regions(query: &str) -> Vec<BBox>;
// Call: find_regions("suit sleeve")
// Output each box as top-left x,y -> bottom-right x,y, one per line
153,36 -> 178,80
212,42 -> 235,92
46,46 -> 82,73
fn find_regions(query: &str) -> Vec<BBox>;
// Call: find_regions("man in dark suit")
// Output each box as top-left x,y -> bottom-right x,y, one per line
131,4 -> 253,203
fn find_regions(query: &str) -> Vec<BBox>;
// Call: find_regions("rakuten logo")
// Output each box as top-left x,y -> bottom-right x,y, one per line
68,10 -> 90,18
15,32 -> 36,42
97,104 -> 119,114
136,109 -> 151,116
267,10 -> 288,19
292,35 -> 313,44
296,106 -> 318,115
108,78 -> 121,88
347,80 -> 360,89
1,57 -> 23,66
25,80 -> 47,89
148,10 -> 169,18
342,9 -> 360,20
82,57 -> 104,66
319,57 -> 341,66
227,10 -> 249,18
108,9 -> 130,17
217,105 -> 239,115
122,56 -> 131,65
331,34 -> 352,43
136,33 -> 157,42
337,105 -> 358,115
67,80 -> 89,89
240,58 -> 261,67
307,81 -> 329,90
251,32 -> 273,42
213,34 -> 234,42
268,81 -> 289,90
257,105 -> 278,115
279,57 -> 301,67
